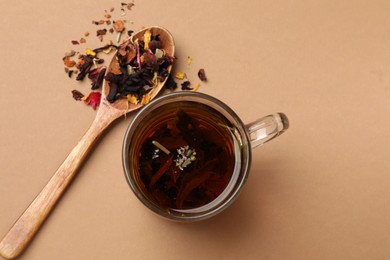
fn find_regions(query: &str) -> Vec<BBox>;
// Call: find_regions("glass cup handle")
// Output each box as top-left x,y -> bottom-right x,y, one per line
245,113 -> 289,149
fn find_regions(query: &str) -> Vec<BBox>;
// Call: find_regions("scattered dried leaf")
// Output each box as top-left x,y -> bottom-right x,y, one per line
181,81 -> 192,90
72,89 -> 85,101
198,68 -> 207,82
85,48 -> 96,57
113,20 -> 125,32
88,66 -> 107,90
165,75 -> 177,90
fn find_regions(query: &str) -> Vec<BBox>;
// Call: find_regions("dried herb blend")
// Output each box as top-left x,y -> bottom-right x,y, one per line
104,31 -> 174,104
63,1 -> 208,110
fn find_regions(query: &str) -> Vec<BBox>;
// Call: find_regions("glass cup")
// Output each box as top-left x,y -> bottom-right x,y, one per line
122,91 -> 289,221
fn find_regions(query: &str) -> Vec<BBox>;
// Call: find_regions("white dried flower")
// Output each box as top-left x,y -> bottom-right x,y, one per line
175,146 -> 196,170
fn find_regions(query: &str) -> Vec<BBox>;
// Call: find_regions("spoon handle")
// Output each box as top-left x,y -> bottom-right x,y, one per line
0,105 -> 121,259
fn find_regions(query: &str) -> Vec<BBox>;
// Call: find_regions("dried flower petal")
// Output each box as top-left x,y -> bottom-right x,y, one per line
80,38 -> 86,44
143,29 -> 151,50
83,92 -> 101,110
198,68 -> 207,82
192,83 -> 200,92
127,94 -> 139,105
141,92 -> 151,105
174,72 -> 186,80
71,40 -> 80,45
113,20 -> 125,32
85,48 -> 97,57
63,57 -> 76,68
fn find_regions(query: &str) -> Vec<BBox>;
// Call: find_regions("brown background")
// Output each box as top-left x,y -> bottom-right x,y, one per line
1,0 -> 390,259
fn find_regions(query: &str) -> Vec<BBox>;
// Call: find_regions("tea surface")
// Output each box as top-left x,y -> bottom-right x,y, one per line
130,101 -> 242,210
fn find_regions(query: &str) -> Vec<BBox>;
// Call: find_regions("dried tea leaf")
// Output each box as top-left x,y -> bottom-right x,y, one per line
165,75 -> 177,90
71,89 -> 85,101
96,29 -> 107,42
150,155 -> 174,186
155,48 -> 164,59
97,29 -> 107,36
76,55 -> 94,81
198,68 -> 207,82
88,66 -> 107,90
176,170 -> 212,208
181,81 -> 192,90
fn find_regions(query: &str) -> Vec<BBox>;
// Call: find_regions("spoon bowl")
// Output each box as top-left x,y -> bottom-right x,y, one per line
0,26 -> 175,259
103,26 -> 175,111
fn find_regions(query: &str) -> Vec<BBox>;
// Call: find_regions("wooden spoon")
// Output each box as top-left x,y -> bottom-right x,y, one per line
0,26 -> 175,259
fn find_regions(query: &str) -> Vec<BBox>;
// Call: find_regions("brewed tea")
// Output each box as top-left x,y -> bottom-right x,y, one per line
129,101 -> 243,210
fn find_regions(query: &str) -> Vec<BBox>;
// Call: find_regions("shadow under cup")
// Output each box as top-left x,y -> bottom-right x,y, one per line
122,92 -> 287,221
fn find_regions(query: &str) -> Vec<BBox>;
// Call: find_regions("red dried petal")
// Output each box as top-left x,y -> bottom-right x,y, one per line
84,92 -> 102,110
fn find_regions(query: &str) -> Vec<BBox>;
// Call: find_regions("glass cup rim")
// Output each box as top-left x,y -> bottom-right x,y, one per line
122,91 -> 252,221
